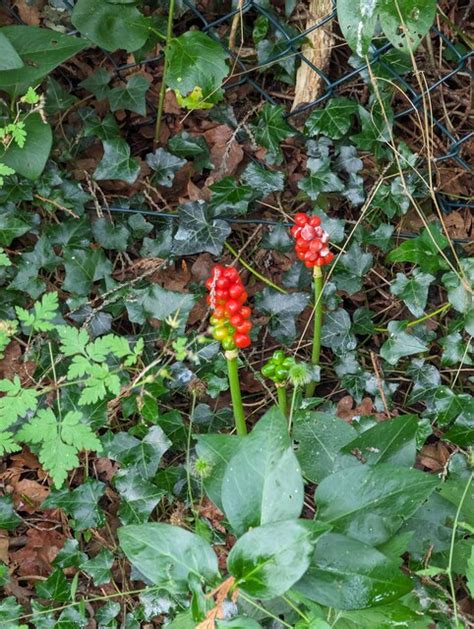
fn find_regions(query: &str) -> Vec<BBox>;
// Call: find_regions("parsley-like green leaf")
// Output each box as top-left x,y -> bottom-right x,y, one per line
15,291 -> 58,332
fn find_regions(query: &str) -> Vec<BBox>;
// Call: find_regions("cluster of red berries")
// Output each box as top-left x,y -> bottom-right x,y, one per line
290,213 -> 334,268
205,264 -> 252,350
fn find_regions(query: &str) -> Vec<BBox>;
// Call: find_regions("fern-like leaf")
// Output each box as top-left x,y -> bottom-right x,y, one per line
0,376 -> 38,431
58,326 -> 89,356
0,431 -> 21,455
16,292 -> 59,332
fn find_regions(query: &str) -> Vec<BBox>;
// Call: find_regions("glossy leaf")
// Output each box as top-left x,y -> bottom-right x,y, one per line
380,321 -> 428,365
42,479 -> 106,530
337,0 -> 378,57
316,463 -> 439,545
221,406 -> 304,536
255,289 -> 309,343
94,139 -> 140,184
228,520 -> 328,599
2,114 -> 52,180
295,533 -> 412,609
321,308 -> 357,355
81,549 -> 114,586
118,523 -> 219,593
305,98 -> 358,139
386,225 -> 449,274
390,270 -> 434,318
252,104 -> 294,165
241,162 -> 285,197
146,148 -> 186,187
293,412 -> 357,483
378,0 -> 436,53
172,202 -> 231,256
108,75 -> 150,115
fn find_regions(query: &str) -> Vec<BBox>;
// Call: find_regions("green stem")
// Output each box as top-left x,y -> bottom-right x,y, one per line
375,303 -> 451,333
154,0 -> 175,144
447,472 -> 472,627
287,385 -> 298,435
305,267 -> 323,398
277,385 -> 288,417
226,354 -> 247,436
225,242 -> 287,294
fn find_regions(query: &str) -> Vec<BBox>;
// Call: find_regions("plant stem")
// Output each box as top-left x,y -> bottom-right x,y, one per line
447,472 -> 472,627
226,353 -> 247,436
154,0 -> 175,144
225,242 -> 287,294
277,385 -> 288,417
288,385 -> 298,434
305,266 -> 323,398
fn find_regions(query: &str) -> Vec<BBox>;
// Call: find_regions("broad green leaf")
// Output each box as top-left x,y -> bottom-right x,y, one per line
295,533 -> 412,610
195,433 -> 243,510
241,162 -> 285,197
94,139 -> 140,184
372,178 -> 410,218
378,0 -> 436,52
146,148 -> 186,187
172,201 -> 231,256
71,0 -> 150,52
380,321 -> 428,365
444,412 -> 474,448
228,520 -> 328,599
386,225 -> 449,274
298,157 -> 344,200
0,206 -> 35,246
0,26 -> 88,95
81,549 -> 114,586
0,32 -> 23,70
118,523 -> 219,593
166,32 -> 228,104
252,104 -> 294,165
92,217 -> 130,251
336,0 -> 378,56
79,68 -> 112,100
316,463 -> 439,545
333,243 -> 373,294
467,545 -> 474,598
292,412 -> 357,483
390,270 -> 434,317
255,289 -> 309,343
108,75 -> 150,115
44,76 -> 78,114
63,247 -> 112,295
261,224 -> 293,252
209,177 -> 253,217
221,406 -> 304,536
42,479 -> 106,530
305,98 -> 358,139
53,539 -> 87,569
321,308 -> 357,355
2,114 -> 52,180
339,414 -> 418,467
439,332 -> 473,367
0,495 -> 21,529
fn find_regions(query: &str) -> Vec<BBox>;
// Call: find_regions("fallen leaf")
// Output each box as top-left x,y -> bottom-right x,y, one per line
12,480 -> 50,515
10,528 -> 66,577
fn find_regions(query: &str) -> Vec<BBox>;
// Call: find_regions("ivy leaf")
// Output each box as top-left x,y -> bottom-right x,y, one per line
442,259 -> 474,314
102,426 -> 170,479
146,148 -> 186,188
261,224 -> 293,252
44,77 -> 77,115
333,243 -> 373,294
126,284 -> 196,330
321,308 -> 357,355
108,75 -> 150,115
115,468 -> 166,525
71,0 -> 150,52
168,132 -> 212,173
380,321 -> 428,365
118,523 -> 219,593
255,289 -> 309,343
221,407 -> 304,536
63,247 -> 112,295
252,104 -> 294,165
166,32 -> 228,104
241,162 -> 285,197
372,178 -> 410,218
228,520 -> 328,599
172,201 -> 231,256
316,463 -> 439,545
386,224 -> 449,273
0,376 -> 38,431
42,479 -> 106,530
364,223 -> 395,249
0,206 -> 34,246
81,549 -> 114,586
439,333 -> 473,367
208,177 -> 253,217
128,213 -> 153,238
92,217 -> 130,252
94,139 -> 140,184
391,270 -> 435,317
298,156 -> 344,200
305,98 -> 358,139
35,569 -> 70,602
79,68 -> 111,100
0,495 -> 21,529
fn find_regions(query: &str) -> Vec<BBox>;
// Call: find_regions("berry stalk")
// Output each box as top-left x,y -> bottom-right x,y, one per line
306,266 -> 323,398
276,385 -> 288,417
226,350 -> 247,436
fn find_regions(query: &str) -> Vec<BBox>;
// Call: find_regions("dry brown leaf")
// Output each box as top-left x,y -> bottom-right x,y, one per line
418,442 -> 451,472
12,480 -> 49,515
10,528 -> 66,577
0,530 -> 9,563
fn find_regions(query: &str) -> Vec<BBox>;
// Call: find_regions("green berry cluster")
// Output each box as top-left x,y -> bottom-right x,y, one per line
261,350 -> 296,384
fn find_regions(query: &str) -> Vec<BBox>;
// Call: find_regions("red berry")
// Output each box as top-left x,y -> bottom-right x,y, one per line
294,213 -> 308,227
300,224 -> 315,241
309,216 -> 321,227
226,300 -> 241,315
235,333 -> 251,348
237,320 -> 252,334
230,314 -> 243,327
240,306 -> 251,319
217,278 -> 229,289
228,284 -> 244,299
224,267 -> 239,280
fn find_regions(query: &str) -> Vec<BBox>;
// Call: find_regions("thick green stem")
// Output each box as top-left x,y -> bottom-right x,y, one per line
226,354 -> 247,436
305,267 -> 323,398
277,385 -> 288,417
155,0 -> 175,144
